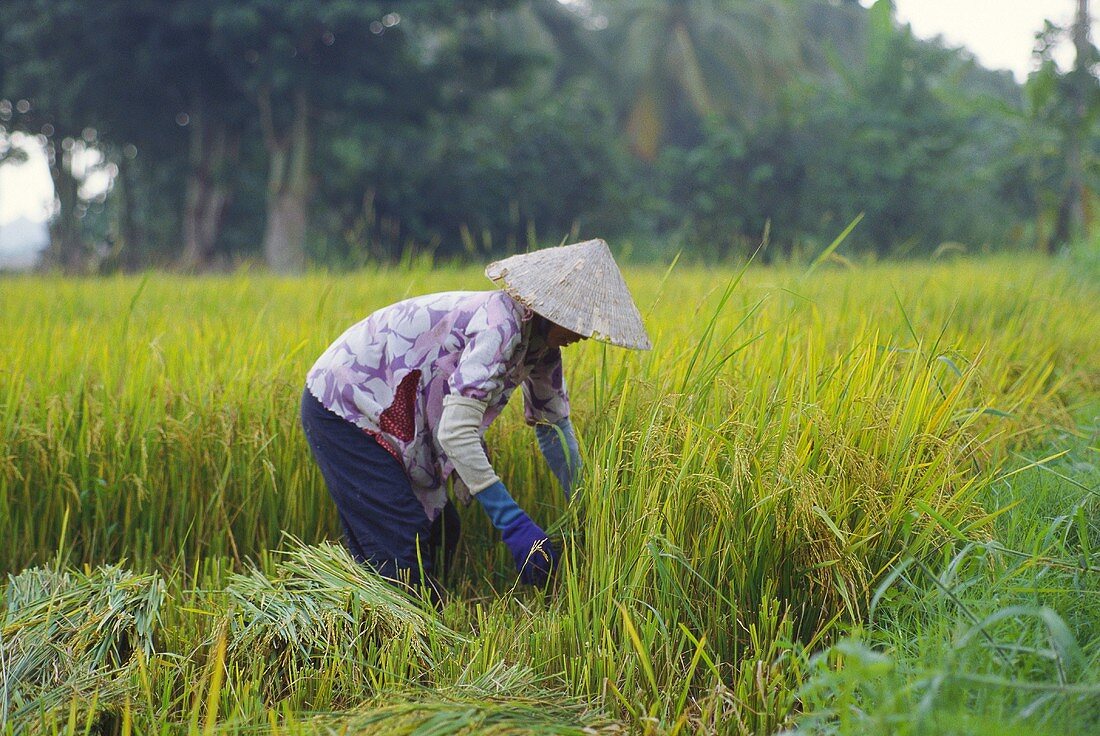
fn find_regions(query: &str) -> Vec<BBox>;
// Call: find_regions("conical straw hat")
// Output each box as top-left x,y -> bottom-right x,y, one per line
485,239 -> 652,350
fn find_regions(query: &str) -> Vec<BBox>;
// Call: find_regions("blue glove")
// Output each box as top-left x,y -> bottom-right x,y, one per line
535,418 -> 582,500
476,481 -> 559,586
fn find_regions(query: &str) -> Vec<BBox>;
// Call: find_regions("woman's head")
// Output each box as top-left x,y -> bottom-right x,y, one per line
533,313 -> 586,348
546,322 -> 585,348
485,239 -> 652,351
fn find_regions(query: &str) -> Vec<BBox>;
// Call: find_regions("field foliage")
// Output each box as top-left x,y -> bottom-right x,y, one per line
1,256 -> 1098,734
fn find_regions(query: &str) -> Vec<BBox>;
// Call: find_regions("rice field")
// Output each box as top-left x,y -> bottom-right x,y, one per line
1,255 -> 1099,734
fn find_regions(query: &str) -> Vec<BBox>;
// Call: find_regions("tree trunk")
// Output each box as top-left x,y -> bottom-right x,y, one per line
180,101 -> 238,270
1052,0 -> 1091,251
260,87 -> 310,273
116,156 -> 144,271
44,140 -> 85,272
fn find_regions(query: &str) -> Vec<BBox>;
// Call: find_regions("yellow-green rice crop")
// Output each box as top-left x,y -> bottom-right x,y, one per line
1,255 -> 1097,733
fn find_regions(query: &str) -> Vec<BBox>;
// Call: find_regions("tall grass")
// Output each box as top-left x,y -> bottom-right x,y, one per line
1,255 -> 1097,733
791,421 -> 1100,735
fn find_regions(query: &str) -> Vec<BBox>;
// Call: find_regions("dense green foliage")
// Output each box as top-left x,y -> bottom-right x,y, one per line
1,0 -> 1095,269
1,257 -> 1098,732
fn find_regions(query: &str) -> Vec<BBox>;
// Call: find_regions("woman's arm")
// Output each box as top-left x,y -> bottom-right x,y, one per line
436,293 -> 558,585
523,347 -> 581,499
534,418 -> 582,500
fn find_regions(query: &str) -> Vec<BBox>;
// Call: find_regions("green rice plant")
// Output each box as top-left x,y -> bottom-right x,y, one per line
790,427 -> 1100,736
1,258 -> 1096,577
0,255 -> 1098,733
791,578 -> 1100,735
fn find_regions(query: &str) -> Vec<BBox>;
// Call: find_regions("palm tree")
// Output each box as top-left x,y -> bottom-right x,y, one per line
495,0 -> 613,93
604,0 -> 799,160
1052,0 -> 1095,248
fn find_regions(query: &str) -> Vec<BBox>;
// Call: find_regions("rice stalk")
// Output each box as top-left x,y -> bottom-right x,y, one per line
1,564 -> 165,730
221,538 -> 462,701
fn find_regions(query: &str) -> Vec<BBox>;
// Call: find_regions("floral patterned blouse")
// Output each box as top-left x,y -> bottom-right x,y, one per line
306,290 -> 570,520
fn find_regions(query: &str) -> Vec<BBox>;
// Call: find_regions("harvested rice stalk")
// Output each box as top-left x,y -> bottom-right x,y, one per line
309,694 -> 627,735
223,538 -> 463,698
1,565 -> 165,729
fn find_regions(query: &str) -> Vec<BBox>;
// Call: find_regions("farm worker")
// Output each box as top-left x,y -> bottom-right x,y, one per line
300,239 -> 651,600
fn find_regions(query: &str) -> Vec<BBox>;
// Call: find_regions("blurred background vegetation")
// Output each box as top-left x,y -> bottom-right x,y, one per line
0,0 -> 1097,272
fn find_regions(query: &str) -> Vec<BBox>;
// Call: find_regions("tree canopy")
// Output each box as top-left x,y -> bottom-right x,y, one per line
0,0 -> 1094,270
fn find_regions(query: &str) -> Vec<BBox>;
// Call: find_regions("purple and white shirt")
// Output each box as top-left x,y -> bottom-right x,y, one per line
306,290 -> 570,520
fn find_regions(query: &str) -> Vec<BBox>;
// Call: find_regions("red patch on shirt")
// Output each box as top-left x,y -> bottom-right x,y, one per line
364,430 -> 402,464
378,369 -> 420,442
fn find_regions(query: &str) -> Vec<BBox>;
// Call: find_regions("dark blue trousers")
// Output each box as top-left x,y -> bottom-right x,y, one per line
299,387 -> 459,600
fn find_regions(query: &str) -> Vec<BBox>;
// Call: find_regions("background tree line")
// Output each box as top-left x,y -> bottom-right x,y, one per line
0,0 -> 1096,271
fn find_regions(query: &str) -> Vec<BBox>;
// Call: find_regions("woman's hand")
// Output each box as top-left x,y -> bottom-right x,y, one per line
475,480 -> 559,586
500,514 -> 559,586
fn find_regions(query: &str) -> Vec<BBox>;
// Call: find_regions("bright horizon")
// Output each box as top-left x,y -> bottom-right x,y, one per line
0,132 -> 54,225
887,0 -> 1079,81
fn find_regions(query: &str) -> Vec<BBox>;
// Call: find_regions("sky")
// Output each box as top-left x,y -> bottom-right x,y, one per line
885,0 -> 1078,80
0,0 -> 1086,227
0,134 -> 54,224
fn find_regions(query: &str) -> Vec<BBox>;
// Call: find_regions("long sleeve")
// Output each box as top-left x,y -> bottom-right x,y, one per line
535,417 -> 582,499
521,346 -> 570,426
437,292 -> 526,494
437,394 -> 499,494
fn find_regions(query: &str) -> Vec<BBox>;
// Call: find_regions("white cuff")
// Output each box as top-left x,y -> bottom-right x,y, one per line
437,394 -> 499,494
